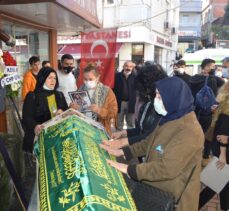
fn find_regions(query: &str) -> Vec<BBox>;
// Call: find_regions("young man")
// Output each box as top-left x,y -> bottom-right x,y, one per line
57,54 -> 77,105
173,60 -> 191,86
22,56 -> 41,100
190,59 -> 224,165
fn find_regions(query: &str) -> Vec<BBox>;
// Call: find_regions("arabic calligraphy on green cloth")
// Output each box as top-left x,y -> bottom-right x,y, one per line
34,115 -> 136,211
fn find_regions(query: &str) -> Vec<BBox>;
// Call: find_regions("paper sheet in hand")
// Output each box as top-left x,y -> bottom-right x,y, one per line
200,156 -> 229,193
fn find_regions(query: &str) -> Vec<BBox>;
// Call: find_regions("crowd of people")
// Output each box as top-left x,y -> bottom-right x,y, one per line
21,53 -> 229,211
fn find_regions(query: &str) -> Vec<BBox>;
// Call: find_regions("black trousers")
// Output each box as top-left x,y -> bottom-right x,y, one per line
199,182 -> 229,210
198,114 -> 212,158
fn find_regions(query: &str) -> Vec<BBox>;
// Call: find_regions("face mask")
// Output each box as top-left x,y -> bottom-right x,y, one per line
43,83 -> 54,90
215,71 -> 222,77
209,69 -> 215,75
63,66 -> 73,74
222,68 -> 229,78
154,97 -> 168,116
84,80 -> 97,89
177,67 -> 185,74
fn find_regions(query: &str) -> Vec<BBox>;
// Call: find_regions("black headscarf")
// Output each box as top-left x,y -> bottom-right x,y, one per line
155,76 -> 194,125
35,67 -> 59,92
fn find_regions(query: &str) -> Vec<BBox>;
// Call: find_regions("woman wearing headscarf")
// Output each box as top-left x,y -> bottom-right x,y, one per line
22,67 -> 68,153
100,77 -> 204,211
106,62 -> 167,150
199,82 -> 229,211
71,65 -> 118,135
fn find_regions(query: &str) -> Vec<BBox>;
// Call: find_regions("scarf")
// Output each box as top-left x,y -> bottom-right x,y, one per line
79,82 -> 109,120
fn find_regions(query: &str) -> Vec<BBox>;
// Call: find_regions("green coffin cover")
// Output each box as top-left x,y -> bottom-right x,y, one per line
34,111 -> 136,211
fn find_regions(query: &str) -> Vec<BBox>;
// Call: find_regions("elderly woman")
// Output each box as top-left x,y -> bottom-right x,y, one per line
100,77 -> 204,211
22,67 -> 68,153
71,65 -> 118,135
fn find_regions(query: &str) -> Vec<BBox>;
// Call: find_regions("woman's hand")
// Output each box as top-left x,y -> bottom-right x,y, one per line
106,159 -> 128,174
216,153 -> 227,170
100,143 -> 124,157
217,135 -> 228,144
102,138 -> 129,149
89,104 -> 100,114
211,104 -> 218,112
54,109 -> 63,116
70,102 -> 80,110
111,130 -> 127,139
34,124 -> 44,135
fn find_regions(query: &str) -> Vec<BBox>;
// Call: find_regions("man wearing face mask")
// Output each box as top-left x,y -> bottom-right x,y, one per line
222,57 -> 229,82
190,58 -> 224,165
173,60 -> 191,86
57,54 -> 78,105
113,61 -> 137,130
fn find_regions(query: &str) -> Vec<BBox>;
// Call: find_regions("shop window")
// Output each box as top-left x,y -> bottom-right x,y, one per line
0,20 -> 49,77
132,44 -> 144,66
154,46 -> 163,65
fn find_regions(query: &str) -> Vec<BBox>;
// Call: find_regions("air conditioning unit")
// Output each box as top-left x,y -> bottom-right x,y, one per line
164,21 -> 169,29
171,27 -> 176,34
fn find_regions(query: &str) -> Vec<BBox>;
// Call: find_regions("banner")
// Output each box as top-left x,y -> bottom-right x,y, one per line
0,74 -> 21,88
79,28 -> 117,88
35,110 -> 136,211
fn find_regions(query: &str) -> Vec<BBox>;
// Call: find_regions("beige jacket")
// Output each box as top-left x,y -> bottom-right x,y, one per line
126,112 -> 204,211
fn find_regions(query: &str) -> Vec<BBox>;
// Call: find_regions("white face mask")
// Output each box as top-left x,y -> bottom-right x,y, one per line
84,80 -> 97,89
215,71 -> 222,77
222,68 -> 229,78
43,83 -> 54,90
178,67 -> 185,74
154,97 -> 168,116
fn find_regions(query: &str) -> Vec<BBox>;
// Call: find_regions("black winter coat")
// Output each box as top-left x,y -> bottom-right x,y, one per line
22,90 -> 68,152
113,71 -> 136,113
127,101 -> 161,145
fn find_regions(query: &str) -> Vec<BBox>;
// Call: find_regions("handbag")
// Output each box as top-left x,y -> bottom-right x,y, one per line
131,165 -> 196,211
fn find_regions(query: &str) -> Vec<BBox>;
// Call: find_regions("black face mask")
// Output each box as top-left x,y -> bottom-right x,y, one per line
209,69 -> 215,75
63,66 -> 73,74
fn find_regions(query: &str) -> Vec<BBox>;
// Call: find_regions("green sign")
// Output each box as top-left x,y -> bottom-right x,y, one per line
35,115 -> 136,211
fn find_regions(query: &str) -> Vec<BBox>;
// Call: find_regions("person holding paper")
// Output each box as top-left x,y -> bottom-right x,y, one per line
199,82 -> 229,211
22,67 -> 68,153
101,77 -> 204,211
71,65 -> 118,135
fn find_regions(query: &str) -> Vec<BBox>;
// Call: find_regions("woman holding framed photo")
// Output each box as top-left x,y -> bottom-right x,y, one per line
71,65 -> 118,135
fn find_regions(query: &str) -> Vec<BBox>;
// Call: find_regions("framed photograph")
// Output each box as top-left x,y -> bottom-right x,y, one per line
68,90 -> 92,113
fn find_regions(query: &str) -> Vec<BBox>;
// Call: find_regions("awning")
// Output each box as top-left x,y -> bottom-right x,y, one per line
58,43 -> 123,59
0,0 -> 102,34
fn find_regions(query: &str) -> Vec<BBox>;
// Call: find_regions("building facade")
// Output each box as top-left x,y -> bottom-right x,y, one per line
178,0 -> 202,57
0,0 -> 102,132
201,0 -> 229,47
103,0 -> 180,71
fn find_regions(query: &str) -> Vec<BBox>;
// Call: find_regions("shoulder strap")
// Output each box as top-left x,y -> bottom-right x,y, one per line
204,76 -> 209,86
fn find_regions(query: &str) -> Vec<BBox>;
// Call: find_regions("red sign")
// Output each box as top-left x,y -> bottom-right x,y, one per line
79,28 -> 117,88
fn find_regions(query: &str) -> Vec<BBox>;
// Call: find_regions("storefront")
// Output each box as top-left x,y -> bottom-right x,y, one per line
0,0 -> 102,132
116,26 -> 177,71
